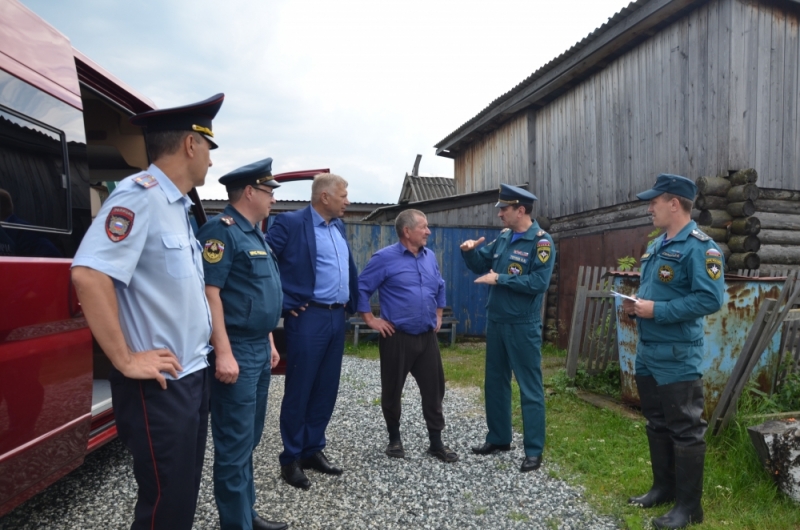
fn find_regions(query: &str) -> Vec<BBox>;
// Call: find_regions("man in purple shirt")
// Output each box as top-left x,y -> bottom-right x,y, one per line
357,209 -> 458,463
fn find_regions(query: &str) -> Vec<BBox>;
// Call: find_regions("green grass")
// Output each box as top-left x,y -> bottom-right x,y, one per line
344,337 -> 800,529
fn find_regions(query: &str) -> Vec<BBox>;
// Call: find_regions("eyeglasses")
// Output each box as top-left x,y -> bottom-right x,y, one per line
252,186 -> 274,197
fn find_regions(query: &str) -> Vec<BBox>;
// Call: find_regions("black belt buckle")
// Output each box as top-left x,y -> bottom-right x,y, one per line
309,301 -> 344,310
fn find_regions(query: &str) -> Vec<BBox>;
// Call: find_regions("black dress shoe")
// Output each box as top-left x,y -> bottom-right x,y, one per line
299,451 -> 343,475
520,455 -> 542,472
281,461 -> 311,489
252,514 -> 289,530
471,442 -> 513,455
427,445 -> 459,463
385,440 -> 405,458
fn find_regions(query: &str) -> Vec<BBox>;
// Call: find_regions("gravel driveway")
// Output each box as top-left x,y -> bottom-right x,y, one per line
0,356 -> 619,529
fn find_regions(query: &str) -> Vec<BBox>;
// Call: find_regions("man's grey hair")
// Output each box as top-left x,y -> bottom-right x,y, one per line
395,209 -> 425,238
311,173 -> 348,203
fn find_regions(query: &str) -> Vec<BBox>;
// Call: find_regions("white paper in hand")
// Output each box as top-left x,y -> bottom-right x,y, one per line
610,290 -> 638,302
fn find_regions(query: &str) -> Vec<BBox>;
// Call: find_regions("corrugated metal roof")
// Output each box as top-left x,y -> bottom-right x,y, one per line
398,174 -> 455,203
434,0 -> 648,152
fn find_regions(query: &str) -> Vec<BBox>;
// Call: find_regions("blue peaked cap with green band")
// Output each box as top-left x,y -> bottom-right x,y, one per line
495,183 -> 537,208
218,157 -> 280,191
636,173 -> 697,201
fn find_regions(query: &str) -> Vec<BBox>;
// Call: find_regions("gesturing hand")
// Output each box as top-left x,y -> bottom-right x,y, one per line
460,237 -> 485,252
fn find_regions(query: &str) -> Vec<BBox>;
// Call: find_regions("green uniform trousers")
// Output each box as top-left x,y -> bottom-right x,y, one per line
485,319 -> 545,457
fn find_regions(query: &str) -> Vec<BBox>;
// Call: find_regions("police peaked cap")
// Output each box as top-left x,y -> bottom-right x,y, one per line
637,173 -> 697,201
218,158 -> 280,190
495,183 -> 537,208
130,93 -> 224,149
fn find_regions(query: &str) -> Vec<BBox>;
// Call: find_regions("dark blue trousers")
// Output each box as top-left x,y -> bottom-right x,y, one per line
279,305 -> 345,466
210,342 -> 272,530
109,367 -> 209,530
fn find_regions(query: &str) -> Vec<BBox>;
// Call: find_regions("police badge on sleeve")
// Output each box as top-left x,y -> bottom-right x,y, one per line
105,207 -> 134,242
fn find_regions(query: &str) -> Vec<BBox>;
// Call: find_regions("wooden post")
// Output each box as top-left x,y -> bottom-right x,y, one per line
698,209 -> 732,227
754,199 -> 800,215
759,230 -> 800,246
718,242 -> 732,261
727,235 -> 761,253
730,217 -> 761,235
729,168 -> 758,186
697,225 -> 728,242
759,189 -> 800,201
756,212 -> 800,231
696,176 -> 732,197
695,195 -> 728,210
727,200 -> 756,217
759,245 -> 800,265
727,252 -> 761,270
727,184 -> 760,202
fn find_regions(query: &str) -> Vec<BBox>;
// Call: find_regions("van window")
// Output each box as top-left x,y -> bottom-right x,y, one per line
0,107 -> 69,257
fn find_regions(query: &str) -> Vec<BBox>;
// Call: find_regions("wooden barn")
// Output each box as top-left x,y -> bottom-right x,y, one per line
429,0 -> 800,346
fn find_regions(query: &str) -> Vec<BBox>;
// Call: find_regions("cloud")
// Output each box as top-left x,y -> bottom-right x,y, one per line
21,0 -> 634,203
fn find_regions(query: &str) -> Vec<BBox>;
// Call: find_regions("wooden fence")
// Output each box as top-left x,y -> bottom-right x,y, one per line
565,266 -> 622,378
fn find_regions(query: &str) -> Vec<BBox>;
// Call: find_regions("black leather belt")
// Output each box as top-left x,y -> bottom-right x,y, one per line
308,301 -> 345,310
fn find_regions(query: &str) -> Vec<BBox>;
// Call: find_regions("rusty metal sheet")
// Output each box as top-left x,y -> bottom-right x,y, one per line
612,273 -> 784,414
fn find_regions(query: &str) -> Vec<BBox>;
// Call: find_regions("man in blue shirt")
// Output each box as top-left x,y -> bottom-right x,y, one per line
623,174 -> 724,529
266,173 -> 359,490
71,94 -> 223,530
357,209 -> 457,463
197,158 -> 286,530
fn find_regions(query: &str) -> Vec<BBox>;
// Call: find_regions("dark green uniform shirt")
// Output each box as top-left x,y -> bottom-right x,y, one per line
197,204 -> 283,342
637,220 -> 725,344
462,221 -> 555,324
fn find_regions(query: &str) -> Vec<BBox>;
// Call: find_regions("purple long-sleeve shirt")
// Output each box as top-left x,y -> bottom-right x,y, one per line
357,242 -> 446,335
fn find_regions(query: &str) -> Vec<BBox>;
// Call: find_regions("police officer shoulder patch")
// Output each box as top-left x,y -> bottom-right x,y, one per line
133,174 -> 158,189
706,258 -> 722,280
658,264 -> 674,282
536,239 -> 551,263
105,207 -> 134,242
507,262 -> 523,275
203,239 -> 225,263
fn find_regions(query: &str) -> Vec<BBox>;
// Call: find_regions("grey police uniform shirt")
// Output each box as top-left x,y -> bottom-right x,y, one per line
72,164 -> 212,379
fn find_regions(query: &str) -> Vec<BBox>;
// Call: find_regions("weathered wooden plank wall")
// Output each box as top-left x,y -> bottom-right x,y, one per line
454,113 -> 528,194
452,0 -> 800,222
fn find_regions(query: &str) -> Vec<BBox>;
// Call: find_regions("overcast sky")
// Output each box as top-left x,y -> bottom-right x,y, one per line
22,0 -> 632,203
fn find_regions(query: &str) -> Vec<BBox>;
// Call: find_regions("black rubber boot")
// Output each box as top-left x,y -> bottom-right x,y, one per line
653,445 -> 705,529
652,379 -> 707,529
628,430 -> 675,507
629,375 -> 675,507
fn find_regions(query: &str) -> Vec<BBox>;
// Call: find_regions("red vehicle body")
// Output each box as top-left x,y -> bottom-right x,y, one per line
0,2 -> 328,516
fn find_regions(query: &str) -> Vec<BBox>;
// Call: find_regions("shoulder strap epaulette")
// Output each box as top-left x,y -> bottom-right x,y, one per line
536,229 -> 548,237
133,174 -> 159,189
501,228 -> 510,233
220,216 -> 235,226
690,229 -> 711,242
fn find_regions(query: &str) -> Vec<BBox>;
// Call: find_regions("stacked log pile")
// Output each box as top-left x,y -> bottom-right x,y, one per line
695,169 -> 761,271
754,189 -> 800,273
695,169 -> 800,273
